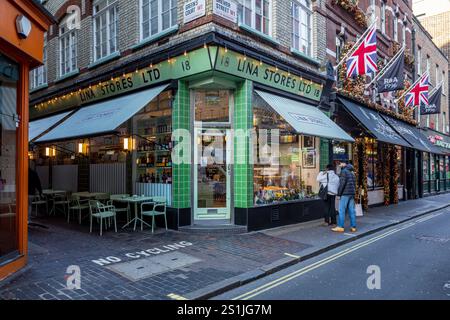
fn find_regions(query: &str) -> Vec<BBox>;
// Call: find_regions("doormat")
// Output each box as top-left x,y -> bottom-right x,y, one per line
106,251 -> 201,281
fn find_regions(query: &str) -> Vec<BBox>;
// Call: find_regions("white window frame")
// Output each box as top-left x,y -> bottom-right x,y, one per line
393,15 -> 398,41
139,0 -> 177,41
291,0 -> 313,57
435,64 -> 439,88
238,0 -> 272,36
442,71 -> 446,96
417,46 -> 421,75
436,114 -> 439,132
30,33 -> 47,90
402,22 -> 406,46
93,0 -> 119,62
381,1 -> 386,34
370,0 -> 376,25
59,22 -> 78,77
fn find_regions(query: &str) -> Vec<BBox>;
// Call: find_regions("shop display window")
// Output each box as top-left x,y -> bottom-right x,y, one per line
252,94 -> 320,206
195,90 -> 230,123
366,141 -> 383,189
133,90 -> 172,184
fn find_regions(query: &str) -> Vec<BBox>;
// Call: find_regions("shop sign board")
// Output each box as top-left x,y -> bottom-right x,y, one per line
429,135 -> 450,150
213,0 -> 238,23
184,0 -> 206,24
33,47 -> 324,118
214,47 -> 323,102
32,47 -> 212,117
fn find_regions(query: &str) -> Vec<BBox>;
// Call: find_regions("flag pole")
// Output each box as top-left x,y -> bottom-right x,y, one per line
366,45 -> 405,88
334,17 -> 378,70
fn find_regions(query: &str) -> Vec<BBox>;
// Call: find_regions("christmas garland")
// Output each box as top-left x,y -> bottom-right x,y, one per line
336,41 -> 417,126
390,146 -> 399,204
382,144 -> 391,206
353,138 -> 369,210
332,0 -> 368,28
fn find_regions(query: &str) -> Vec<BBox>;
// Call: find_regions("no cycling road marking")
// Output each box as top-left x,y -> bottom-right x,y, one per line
233,211 -> 446,300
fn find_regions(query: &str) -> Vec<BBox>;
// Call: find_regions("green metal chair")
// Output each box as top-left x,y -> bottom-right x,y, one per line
140,197 -> 167,233
108,194 -> 130,223
89,200 -> 117,236
31,194 -> 47,217
68,195 -> 90,224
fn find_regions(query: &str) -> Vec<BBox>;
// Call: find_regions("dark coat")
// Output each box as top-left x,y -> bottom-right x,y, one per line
29,168 -> 43,195
338,164 -> 356,197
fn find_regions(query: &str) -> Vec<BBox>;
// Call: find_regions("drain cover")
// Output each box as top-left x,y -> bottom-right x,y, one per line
106,252 -> 201,281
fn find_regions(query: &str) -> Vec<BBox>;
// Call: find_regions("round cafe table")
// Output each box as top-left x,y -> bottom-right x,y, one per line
116,196 -> 154,231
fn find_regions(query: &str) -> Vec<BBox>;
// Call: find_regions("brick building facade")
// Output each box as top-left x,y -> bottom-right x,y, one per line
28,0 -> 449,231
413,16 -> 449,134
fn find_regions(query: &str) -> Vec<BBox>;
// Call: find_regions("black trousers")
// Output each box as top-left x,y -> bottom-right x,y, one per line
324,194 -> 337,224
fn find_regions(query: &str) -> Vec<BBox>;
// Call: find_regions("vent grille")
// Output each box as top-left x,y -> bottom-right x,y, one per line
271,207 -> 280,222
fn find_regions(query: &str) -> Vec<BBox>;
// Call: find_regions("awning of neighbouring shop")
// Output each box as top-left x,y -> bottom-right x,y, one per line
422,128 -> 450,155
379,114 -> 444,154
256,91 -> 354,142
29,111 -> 72,142
35,84 -> 169,143
338,97 -> 411,148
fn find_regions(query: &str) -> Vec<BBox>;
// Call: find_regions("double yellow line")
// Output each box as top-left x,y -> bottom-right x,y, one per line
233,223 -> 417,300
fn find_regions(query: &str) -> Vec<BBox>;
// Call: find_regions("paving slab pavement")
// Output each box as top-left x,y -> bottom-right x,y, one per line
0,193 -> 448,300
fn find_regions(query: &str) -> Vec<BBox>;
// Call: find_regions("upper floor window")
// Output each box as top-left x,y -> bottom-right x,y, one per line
402,22 -> 406,46
238,0 -> 271,35
417,46 -> 421,75
93,0 -> 119,61
442,71 -> 446,95
59,21 -> 78,76
370,0 -> 376,25
292,0 -> 312,56
381,1 -> 386,34
393,15 -> 398,42
435,64 -> 440,87
30,33 -> 47,90
140,0 -> 177,40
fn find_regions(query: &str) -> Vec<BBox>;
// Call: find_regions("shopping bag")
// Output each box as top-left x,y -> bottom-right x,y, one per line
355,203 -> 364,217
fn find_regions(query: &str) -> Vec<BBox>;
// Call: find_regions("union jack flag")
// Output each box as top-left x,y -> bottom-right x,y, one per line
405,73 -> 429,107
346,25 -> 378,78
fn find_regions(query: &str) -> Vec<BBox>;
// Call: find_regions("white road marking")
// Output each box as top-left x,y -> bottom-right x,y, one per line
231,215 -> 438,300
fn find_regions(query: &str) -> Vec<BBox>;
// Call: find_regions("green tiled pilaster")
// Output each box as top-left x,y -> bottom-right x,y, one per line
320,138 -> 330,171
320,111 -> 331,171
172,81 -> 191,208
234,80 -> 254,208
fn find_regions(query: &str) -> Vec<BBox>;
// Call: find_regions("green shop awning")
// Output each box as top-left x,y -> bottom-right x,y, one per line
338,97 -> 411,148
379,114 -> 444,154
29,111 -> 72,142
256,91 -> 354,142
36,84 -> 168,143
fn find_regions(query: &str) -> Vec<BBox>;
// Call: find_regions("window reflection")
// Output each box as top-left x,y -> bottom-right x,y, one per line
252,94 -> 320,205
0,54 -> 18,262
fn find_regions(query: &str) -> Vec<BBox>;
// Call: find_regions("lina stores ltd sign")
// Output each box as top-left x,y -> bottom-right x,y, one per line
34,47 -> 323,116
214,47 -> 323,102
32,46 -> 212,116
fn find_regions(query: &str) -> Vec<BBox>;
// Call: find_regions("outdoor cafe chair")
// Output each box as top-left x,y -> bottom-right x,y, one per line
108,194 -> 130,223
68,195 -> 90,224
31,194 -> 48,217
89,200 -> 117,236
140,198 -> 167,233
53,193 -> 70,216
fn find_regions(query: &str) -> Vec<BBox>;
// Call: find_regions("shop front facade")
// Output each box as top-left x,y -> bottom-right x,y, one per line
30,39 -> 356,231
331,93 -> 446,209
0,0 -> 53,280
422,129 -> 450,195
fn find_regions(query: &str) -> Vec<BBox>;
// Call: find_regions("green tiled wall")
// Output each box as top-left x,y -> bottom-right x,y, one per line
172,80 -> 191,208
234,80 -> 254,208
320,138 -> 330,171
